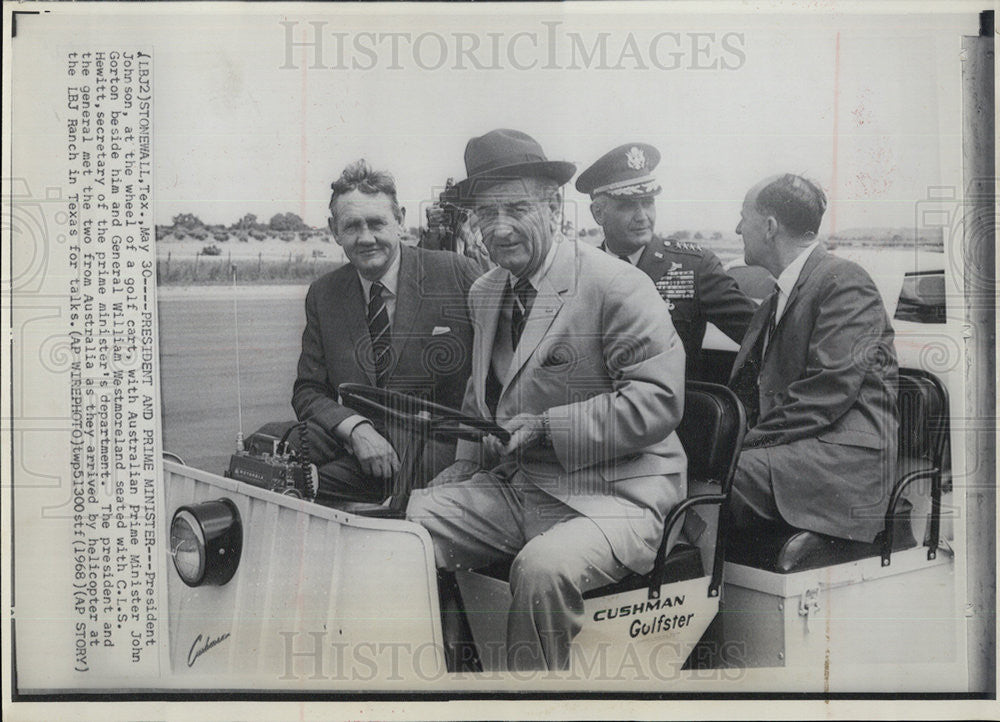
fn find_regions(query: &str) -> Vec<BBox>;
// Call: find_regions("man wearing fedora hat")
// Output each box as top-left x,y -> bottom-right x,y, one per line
577,142 -> 755,379
407,129 -> 688,671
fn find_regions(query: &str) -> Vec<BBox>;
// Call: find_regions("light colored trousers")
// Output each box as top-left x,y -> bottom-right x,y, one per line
407,466 -> 678,671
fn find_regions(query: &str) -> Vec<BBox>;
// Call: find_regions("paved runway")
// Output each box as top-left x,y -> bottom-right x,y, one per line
156,285 -> 307,472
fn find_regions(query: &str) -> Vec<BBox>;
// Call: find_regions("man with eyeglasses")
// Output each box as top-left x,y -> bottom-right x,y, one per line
270,159 -> 481,509
406,129 -> 688,671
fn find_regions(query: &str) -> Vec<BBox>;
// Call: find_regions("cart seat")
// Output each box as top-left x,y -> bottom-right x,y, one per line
470,543 -> 704,595
725,514 -> 916,574
466,382 -> 745,600
725,367 -> 947,574
582,544 -> 703,599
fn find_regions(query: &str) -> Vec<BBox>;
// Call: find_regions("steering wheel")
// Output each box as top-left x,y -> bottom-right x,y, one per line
338,383 -> 511,445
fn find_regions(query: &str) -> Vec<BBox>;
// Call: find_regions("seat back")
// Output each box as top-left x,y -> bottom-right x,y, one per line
676,381 -> 746,494
897,367 -> 949,467
726,367 -> 949,573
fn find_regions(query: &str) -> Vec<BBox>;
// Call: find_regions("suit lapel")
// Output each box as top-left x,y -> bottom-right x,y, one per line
336,270 -> 376,385
773,246 -> 826,337
728,296 -> 773,384
501,240 -> 573,390
388,246 -> 422,380
473,270 -> 507,413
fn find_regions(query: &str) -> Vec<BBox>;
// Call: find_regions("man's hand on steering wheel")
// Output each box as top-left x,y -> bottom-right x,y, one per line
486,413 -> 548,458
349,422 -> 400,481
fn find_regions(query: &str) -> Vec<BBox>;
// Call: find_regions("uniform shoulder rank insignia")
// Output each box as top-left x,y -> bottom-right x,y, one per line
673,240 -> 703,253
626,146 -> 646,170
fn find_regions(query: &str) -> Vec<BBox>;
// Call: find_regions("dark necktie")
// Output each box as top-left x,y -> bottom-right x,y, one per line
510,277 -> 536,351
731,287 -> 778,427
367,281 -> 391,386
763,287 -> 780,355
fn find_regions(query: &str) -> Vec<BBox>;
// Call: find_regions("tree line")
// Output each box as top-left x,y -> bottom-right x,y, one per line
169,212 -> 317,233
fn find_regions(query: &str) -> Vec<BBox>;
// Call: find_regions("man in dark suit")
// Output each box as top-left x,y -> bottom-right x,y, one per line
287,159 -> 481,508
407,129 -> 687,670
576,143 -> 755,378
728,174 -> 899,542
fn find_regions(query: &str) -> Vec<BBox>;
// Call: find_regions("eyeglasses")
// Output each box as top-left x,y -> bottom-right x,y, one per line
471,200 -> 544,222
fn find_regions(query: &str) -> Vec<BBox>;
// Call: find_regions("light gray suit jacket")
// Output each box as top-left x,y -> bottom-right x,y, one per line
455,238 -> 687,571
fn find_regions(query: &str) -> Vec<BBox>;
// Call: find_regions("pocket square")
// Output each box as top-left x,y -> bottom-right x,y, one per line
431,326 -> 451,336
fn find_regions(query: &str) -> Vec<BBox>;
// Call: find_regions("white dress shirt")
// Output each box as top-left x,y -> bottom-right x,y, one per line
763,241 -> 819,354
774,241 -> 820,324
357,248 -> 401,325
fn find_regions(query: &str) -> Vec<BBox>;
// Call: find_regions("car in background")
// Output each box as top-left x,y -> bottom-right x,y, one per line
707,248 -> 950,372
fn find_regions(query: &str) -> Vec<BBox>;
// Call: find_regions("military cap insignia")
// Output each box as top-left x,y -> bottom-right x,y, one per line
626,146 -> 646,170
576,142 -> 661,198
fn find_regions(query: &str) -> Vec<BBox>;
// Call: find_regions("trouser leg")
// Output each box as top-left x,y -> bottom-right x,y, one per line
507,515 -> 629,671
730,445 -> 782,528
408,473 -> 634,672
406,470 -> 525,570
406,472 -> 525,671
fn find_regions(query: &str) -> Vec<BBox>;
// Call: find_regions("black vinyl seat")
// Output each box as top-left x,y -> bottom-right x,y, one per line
581,382 -> 747,600
725,367 -> 948,574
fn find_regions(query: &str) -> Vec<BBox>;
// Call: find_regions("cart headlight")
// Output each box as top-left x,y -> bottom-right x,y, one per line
169,499 -> 242,587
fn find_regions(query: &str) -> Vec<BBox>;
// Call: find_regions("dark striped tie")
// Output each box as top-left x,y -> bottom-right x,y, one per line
762,285 -> 779,356
367,281 -> 391,386
732,287 -> 778,427
510,277 -> 536,350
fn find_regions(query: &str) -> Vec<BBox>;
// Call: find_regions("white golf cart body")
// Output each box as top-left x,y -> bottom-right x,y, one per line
164,460 -> 447,688
162,247 -> 967,691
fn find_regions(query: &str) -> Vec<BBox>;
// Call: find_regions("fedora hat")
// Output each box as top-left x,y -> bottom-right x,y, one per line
454,129 -> 576,199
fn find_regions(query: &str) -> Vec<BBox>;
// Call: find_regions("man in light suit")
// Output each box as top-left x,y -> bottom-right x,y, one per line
729,174 -> 899,542
406,129 -> 687,670
284,159 -> 481,508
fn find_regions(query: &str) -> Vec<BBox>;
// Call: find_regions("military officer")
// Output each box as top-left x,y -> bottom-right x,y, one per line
576,143 -> 756,378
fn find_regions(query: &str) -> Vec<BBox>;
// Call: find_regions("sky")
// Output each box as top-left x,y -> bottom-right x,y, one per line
128,5 -> 975,234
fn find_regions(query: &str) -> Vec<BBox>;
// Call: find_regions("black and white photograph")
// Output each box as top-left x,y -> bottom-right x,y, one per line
2,1 -> 995,718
